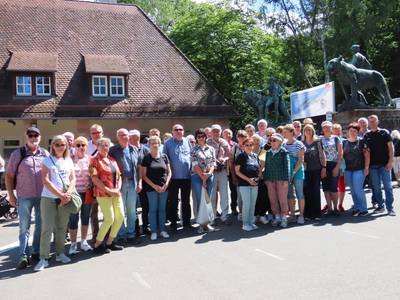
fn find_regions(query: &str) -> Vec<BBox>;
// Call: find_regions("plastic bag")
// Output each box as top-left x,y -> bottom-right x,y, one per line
196,187 -> 215,225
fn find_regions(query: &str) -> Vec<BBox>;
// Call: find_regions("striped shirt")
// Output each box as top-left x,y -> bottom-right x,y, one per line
73,155 -> 90,193
284,140 -> 305,157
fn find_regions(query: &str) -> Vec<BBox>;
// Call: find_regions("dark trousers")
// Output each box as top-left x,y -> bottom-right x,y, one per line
228,175 -> 238,212
304,170 -> 322,219
255,180 -> 271,216
90,201 -> 99,240
167,179 -> 191,227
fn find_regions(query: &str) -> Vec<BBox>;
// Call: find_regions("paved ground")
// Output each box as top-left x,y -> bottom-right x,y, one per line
1,187 -> 400,300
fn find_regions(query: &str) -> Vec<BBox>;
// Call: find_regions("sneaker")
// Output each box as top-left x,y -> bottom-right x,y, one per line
358,211 -> 369,216
388,209 -> 396,216
242,224 -> 253,232
56,253 -> 71,264
280,218 -> 288,228
297,215 -> 305,224
259,216 -> 269,224
106,242 -> 124,251
206,224 -> 216,232
93,244 -> 110,255
373,207 -> 385,214
250,224 -> 258,230
17,255 -> 29,270
34,259 -> 48,272
352,209 -> 360,216
338,204 -> 345,212
160,231 -> 170,239
151,233 -> 157,241
237,213 -> 242,221
80,240 -> 93,252
69,242 -> 79,255
271,218 -> 280,227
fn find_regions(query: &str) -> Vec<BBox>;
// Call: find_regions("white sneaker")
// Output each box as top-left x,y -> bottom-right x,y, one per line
160,231 -> 170,239
242,224 -> 253,231
80,240 -> 93,252
150,233 -> 157,241
251,224 -> 258,230
237,213 -> 242,221
56,253 -> 71,264
259,216 -> 269,224
297,215 -> 305,224
69,242 -> 78,255
34,259 -> 48,272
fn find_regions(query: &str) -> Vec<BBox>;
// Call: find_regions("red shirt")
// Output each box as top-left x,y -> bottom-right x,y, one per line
89,154 -> 121,197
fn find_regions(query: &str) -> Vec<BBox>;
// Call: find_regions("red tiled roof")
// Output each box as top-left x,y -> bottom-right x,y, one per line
0,0 -> 237,119
84,54 -> 130,74
7,51 -> 58,72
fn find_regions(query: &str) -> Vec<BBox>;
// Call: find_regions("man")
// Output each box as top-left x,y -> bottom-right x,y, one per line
358,117 -> 369,138
6,127 -> 49,269
349,44 -> 372,70
163,124 -> 192,231
292,120 -> 302,140
207,124 -> 232,224
256,119 -> 268,146
109,128 -> 141,244
86,124 -> 104,156
63,131 -> 75,158
205,127 -> 212,139
245,124 -> 255,137
144,128 -> 164,153
223,129 -> 238,215
364,115 -> 395,215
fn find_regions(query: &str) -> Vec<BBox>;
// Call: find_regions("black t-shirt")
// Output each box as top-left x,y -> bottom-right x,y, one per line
343,139 -> 366,171
141,153 -> 169,192
393,138 -> 400,157
364,129 -> 392,166
304,140 -> 322,171
234,152 -> 260,186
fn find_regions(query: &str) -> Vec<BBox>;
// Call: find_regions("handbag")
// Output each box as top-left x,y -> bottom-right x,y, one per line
50,157 -> 82,214
196,187 -> 215,225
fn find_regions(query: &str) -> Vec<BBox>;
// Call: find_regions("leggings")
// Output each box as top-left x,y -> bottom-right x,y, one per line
96,196 -> 124,242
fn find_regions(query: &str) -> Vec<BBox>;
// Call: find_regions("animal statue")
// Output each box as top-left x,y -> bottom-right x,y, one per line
328,56 -> 392,107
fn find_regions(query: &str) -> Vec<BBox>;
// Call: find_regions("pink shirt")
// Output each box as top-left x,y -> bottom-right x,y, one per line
6,145 -> 49,199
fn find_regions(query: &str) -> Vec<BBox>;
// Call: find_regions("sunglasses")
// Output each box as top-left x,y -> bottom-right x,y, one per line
55,143 -> 66,148
196,135 -> 206,139
27,134 -> 39,138
75,144 -> 87,148
173,128 -> 183,131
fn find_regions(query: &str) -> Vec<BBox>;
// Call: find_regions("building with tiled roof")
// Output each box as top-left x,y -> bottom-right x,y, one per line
0,0 -> 236,157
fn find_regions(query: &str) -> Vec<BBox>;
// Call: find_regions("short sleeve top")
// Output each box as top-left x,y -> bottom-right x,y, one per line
235,152 -> 260,186
89,154 -> 121,197
141,153 -> 169,192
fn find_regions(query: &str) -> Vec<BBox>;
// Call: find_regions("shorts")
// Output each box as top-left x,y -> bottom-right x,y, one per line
322,161 -> 339,193
337,175 -> 345,193
288,179 -> 304,200
68,192 -> 92,230
393,157 -> 400,174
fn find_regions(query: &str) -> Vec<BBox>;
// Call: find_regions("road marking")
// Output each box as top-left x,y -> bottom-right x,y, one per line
343,230 -> 379,239
0,241 -> 19,255
133,272 -> 151,289
255,248 -> 285,261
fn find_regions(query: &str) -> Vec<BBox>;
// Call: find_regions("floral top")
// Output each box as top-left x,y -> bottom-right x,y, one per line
190,144 -> 216,173
89,154 -> 121,197
74,155 -> 90,193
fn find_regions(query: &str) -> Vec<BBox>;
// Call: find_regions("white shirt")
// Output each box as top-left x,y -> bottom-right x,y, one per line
41,156 -> 74,199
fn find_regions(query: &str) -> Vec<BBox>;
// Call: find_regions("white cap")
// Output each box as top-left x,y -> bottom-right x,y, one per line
128,129 -> 140,136
211,124 -> 222,132
321,121 -> 333,128
271,133 -> 283,142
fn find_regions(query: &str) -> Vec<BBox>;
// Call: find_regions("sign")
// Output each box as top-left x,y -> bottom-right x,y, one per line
290,82 -> 335,120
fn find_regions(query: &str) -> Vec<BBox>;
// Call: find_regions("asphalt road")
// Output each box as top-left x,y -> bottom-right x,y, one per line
1,187 -> 400,300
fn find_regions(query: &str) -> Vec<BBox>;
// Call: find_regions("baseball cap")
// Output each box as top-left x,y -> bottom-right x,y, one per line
26,127 -> 40,135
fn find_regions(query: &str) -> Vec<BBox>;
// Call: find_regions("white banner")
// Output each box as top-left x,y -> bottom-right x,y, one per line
290,82 -> 335,120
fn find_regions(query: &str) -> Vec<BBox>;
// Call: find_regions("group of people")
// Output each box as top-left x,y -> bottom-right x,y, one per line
4,114 -> 398,272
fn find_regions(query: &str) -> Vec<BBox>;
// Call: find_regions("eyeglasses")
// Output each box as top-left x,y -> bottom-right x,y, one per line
75,144 -> 87,148
28,134 -> 39,138
173,128 -> 183,131
54,143 -> 66,148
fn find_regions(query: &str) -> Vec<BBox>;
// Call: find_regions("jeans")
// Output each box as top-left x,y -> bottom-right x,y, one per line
191,174 -> 214,212
147,191 -> 168,232
118,181 -> 138,239
369,165 -> 394,210
210,170 -> 230,221
17,197 -> 41,257
345,170 -> 367,212
238,186 -> 258,226
69,192 -> 92,230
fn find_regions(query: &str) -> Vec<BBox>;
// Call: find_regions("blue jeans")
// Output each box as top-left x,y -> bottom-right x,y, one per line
17,197 -> 41,257
345,170 -> 367,212
69,192 -> 92,229
118,181 -> 138,239
191,174 -> 214,212
238,186 -> 258,226
369,165 -> 394,210
147,191 -> 168,232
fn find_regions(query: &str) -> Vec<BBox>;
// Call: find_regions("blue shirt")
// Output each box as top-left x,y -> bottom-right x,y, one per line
163,137 -> 191,179
109,144 -> 139,186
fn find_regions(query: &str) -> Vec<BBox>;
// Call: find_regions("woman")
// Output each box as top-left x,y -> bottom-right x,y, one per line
141,136 -> 172,240
320,121 -> 343,216
391,130 -> 400,187
252,134 -> 271,224
283,124 -> 306,224
34,135 -> 76,272
343,123 -> 370,216
303,125 -> 326,220
235,137 -> 261,231
264,133 -> 290,228
190,128 -> 216,234
90,137 -> 124,254
68,136 -> 92,254
332,123 -> 346,212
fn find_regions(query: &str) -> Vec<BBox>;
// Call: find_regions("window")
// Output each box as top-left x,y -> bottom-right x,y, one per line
35,76 -> 51,96
92,75 -> 108,97
16,76 -> 32,96
110,76 -> 125,97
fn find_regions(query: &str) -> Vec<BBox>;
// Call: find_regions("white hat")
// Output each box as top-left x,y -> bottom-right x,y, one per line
321,121 -> 333,127
211,124 -> 222,132
128,129 -> 140,136
271,133 -> 283,143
